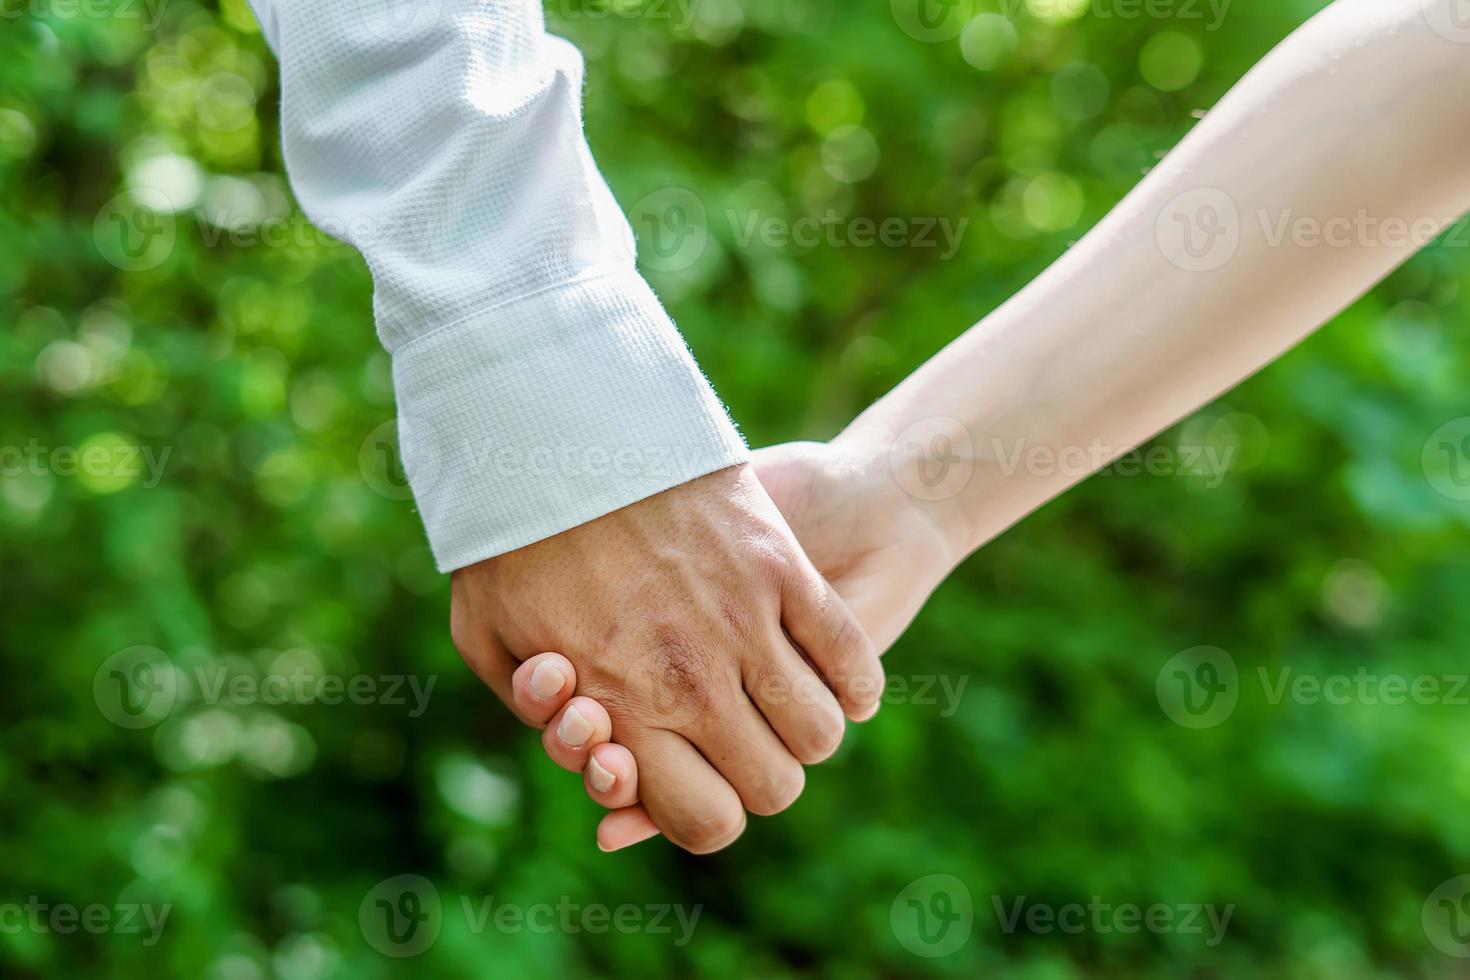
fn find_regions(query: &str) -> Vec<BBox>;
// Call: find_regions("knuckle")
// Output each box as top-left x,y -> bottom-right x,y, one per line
674,804 -> 746,854
751,535 -> 796,583
827,618 -> 883,708
746,762 -> 805,817
766,552 -> 798,587
798,707 -> 846,764
826,611 -> 870,666
744,661 -> 794,710
448,607 -> 480,660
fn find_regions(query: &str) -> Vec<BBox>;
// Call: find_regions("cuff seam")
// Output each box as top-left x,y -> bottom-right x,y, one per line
387,264 -> 644,360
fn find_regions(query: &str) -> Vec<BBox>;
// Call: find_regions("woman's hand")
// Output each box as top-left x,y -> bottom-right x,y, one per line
745,439 -> 959,654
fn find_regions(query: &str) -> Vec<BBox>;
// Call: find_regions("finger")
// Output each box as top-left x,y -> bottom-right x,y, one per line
686,692 -> 806,817
448,614 -> 525,722
617,727 -> 746,854
597,806 -> 662,853
511,652 -> 577,727
540,696 -> 612,772
584,741 -> 640,809
743,637 -> 847,764
782,572 -> 885,722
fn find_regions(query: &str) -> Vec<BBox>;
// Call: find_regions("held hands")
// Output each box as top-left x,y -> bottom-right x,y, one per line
495,440 -> 961,851
449,463 -> 886,854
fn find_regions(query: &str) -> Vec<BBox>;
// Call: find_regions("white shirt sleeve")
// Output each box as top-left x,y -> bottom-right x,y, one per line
248,0 -> 747,571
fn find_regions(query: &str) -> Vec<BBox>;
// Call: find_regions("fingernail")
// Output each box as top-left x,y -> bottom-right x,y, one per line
587,756 -> 616,793
529,661 -> 565,699
557,705 -> 594,747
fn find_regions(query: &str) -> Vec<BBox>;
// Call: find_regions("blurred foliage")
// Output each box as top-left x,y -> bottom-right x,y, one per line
4,0 -> 1470,977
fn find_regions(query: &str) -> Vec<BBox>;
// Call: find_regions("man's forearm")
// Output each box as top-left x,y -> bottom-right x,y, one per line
250,0 -> 747,570
850,0 -> 1470,563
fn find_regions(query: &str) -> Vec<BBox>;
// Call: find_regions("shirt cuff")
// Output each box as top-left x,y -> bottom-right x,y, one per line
390,267 -> 749,572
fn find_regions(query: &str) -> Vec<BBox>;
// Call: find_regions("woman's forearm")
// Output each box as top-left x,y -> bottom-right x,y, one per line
845,0 -> 1470,565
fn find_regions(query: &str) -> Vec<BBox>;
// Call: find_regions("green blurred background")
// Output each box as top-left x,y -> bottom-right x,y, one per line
6,0 -> 1470,976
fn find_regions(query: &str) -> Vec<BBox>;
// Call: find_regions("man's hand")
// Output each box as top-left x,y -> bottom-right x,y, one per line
450,463 -> 884,854
506,440 -> 963,850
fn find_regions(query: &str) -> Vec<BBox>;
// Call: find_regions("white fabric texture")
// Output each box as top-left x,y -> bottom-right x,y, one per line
248,0 -> 747,570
